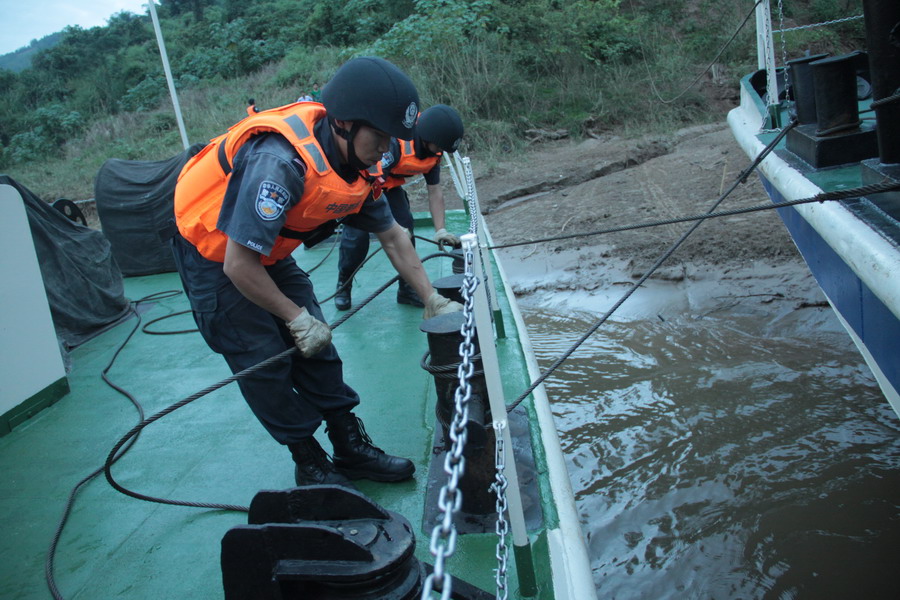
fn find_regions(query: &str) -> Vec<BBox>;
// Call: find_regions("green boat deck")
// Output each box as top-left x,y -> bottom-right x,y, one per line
0,210 -> 562,599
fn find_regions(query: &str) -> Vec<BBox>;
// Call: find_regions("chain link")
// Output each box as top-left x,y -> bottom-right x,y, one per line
773,13 -> 863,33
421,248 -> 479,600
462,156 -> 479,235
492,421 -> 511,600
777,0 -> 790,103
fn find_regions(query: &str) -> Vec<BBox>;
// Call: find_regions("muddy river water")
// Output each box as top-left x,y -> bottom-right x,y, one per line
514,270 -> 900,599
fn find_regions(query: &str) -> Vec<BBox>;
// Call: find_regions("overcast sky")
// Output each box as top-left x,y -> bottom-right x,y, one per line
0,0 -> 150,55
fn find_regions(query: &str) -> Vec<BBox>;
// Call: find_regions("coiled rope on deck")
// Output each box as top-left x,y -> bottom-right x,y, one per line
101,252 -> 454,511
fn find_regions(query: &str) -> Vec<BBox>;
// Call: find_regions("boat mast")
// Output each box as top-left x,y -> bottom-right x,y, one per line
147,1 -> 190,150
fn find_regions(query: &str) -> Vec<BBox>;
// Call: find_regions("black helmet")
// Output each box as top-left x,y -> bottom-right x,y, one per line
416,104 -> 464,152
321,57 -> 420,140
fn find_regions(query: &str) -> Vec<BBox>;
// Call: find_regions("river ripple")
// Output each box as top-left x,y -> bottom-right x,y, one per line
520,304 -> 900,599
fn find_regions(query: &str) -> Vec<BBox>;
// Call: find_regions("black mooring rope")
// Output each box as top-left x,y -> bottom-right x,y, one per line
46,290 -> 181,600
49,252 -> 455,599
101,252 -> 454,509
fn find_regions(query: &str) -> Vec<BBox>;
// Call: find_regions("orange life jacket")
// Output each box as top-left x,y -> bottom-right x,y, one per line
366,138 -> 442,190
174,103 -> 372,265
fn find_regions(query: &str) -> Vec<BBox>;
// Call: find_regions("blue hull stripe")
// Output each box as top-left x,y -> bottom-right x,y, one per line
761,175 -> 900,396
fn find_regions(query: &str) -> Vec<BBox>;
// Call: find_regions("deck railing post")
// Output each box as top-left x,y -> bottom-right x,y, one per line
444,152 -> 468,215
756,0 -> 783,129
462,158 -> 506,339
462,233 -> 537,596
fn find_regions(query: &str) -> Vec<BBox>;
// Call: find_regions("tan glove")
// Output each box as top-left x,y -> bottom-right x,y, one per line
286,310 -> 332,357
424,292 -> 463,320
433,228 -> 460,251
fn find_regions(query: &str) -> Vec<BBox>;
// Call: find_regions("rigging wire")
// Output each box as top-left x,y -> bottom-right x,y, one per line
506,118 -> 799,413
141,233 -> 349,335
101,252 -> 454,509
634,0 -> 763,105
301,226 -> 341,274
140,228 -> 432,335
50,249 -> 454,598
318,234 -> 444,304
487,180 -> 900,250
45,291 -> 179,600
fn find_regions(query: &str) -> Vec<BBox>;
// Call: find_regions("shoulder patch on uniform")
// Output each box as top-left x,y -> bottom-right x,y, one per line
256,180 -> 291,221
380,151 -> 395,169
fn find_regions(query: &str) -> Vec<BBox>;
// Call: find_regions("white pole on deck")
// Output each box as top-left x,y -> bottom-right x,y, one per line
146,1 -> 190,150
755,0 -> 781,128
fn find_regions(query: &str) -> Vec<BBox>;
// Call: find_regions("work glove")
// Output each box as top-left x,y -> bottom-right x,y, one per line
433,228 -> 460,251
424,292 -> 463,320
286,310 -> 332,357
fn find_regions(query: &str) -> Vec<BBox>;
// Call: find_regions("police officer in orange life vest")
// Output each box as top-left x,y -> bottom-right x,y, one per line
170,57 -> 461,487
335,104 -> 465,310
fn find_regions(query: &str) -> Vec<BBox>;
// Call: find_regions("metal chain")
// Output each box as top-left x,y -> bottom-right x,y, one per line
461,157 -> 497,319
492,421 -> 511,600
777,0 -> 790,103
773,13 -> 863,33
421,249 -> 479,600
463,156 -> 479,235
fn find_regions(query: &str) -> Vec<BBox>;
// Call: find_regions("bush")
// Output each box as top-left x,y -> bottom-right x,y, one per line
273,46 -> 344,89
369,0 -> 493,60
120,75 -> 169,112
1,104 -> 83,164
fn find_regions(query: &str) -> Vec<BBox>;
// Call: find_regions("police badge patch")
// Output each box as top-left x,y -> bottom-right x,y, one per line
403,102 -> 418,129
255,181 -> 290,221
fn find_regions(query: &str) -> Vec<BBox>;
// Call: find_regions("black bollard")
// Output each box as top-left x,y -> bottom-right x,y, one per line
862,0 -> 900,165
222,486 -> 422,599
787,53 -> 830,125
812,53 -> 862,136
431,274 -> 465,305
786,51 -> 879,167
420,311 -> 496,515
449,248 -> 465,274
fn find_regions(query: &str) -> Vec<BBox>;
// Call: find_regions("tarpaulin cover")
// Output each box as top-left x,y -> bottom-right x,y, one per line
2,175 -> 131,349
94,143 -> 204,276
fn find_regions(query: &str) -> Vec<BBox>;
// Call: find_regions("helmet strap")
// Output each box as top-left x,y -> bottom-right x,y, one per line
331,118 -> 369,171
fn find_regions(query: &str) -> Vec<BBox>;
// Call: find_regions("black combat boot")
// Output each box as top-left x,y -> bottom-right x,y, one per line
288,436 -> 355,488
396,279 -> 424,307
335,276 -> 352,311
326,412 -> 415,482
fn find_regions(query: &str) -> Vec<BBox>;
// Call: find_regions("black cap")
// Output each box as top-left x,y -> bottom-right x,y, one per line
321,57 -> 420,140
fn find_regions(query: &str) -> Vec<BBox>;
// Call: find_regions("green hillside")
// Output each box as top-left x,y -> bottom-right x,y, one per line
0,0 -> 863,201
0,32 -> 63,72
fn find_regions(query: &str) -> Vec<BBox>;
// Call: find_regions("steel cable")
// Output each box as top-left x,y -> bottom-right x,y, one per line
506,119 -> 799,412
487,180 -> 900,251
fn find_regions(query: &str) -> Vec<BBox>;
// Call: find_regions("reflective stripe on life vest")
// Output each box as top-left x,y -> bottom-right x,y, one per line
174,102 -> 372,264
382,139 -> 441,190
